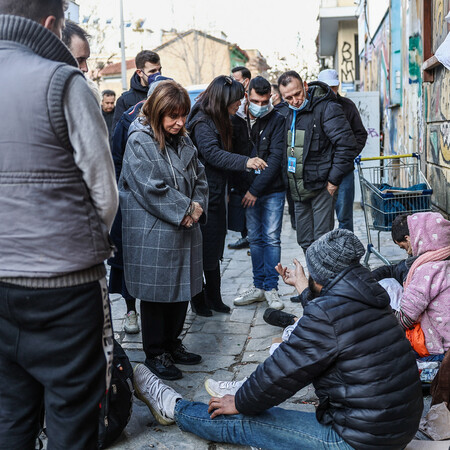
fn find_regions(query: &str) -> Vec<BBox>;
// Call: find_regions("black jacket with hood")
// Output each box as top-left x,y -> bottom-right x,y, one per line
284,81 -> 357,195
230,109 -> 286,197
112,72 -> 148,128
235,265 -> 423,450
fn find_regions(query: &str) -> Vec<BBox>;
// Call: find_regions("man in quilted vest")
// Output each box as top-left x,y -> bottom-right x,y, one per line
0,1 -> 118,448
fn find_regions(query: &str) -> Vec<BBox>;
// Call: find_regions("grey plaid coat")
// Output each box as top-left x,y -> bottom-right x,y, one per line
119,125 -> 208,303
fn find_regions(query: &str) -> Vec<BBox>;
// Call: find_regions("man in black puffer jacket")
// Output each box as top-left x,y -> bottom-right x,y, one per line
278,70 -> 357,253
132,229 -> 423,450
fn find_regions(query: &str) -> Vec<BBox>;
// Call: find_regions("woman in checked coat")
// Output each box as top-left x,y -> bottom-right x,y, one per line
119,81 -> 208,381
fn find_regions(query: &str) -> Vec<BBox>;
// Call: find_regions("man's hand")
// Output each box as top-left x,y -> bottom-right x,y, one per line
242,191 -> 257,208
208,395 -> 239,419
189,201 -> 203,222
276,258 -> 308,294
246,157 -> 268,171
326,182 -> 338,197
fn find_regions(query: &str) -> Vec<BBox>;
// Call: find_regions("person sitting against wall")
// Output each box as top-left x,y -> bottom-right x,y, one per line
394,211 -> 450,358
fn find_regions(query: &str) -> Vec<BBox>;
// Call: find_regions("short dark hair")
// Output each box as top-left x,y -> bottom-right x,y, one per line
278,70 -> 303,88
248,76 -> 271,96
102,90 -> 116,98
271,83 -> 281,96
0,0 -> 66,21
135,50 -> 160,70
232,66 -> 251,80
391,213 -> 410,243
62,20 -> 90,48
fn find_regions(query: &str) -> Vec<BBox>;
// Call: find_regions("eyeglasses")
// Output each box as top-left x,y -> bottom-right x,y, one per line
224,76 -> 233,86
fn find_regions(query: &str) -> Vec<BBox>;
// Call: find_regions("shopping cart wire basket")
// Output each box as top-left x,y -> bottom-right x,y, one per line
355,153 -> 433,266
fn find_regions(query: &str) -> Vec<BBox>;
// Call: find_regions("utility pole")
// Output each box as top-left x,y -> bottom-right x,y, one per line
120,0 -> 127,91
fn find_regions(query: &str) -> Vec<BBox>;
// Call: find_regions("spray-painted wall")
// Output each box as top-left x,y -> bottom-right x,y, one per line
337,21 -> 358,91
423,0 -> 450,215
359,0 -> 449,216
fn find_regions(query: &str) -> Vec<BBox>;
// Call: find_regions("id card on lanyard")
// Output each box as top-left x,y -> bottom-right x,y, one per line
288,110 -> 297,174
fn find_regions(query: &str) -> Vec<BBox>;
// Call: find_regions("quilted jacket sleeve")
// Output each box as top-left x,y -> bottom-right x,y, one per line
235,301 -> 339,415
322,101 -> 357,186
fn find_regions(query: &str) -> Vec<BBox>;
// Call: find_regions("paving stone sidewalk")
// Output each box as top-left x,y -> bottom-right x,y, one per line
109,207 -> 418,449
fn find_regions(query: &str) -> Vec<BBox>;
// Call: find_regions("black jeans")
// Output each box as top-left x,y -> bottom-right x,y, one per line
0,279 -> 112,450
141,301 -> 189,358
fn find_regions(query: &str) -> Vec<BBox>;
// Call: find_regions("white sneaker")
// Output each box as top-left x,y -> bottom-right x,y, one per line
124,311 -> 140,334
133,363 -> 181,425
264,289 -> 284,310
234,286 -> 265,306
204,377 -> 248,398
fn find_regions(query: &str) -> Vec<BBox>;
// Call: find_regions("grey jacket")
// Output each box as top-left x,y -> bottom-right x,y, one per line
0,15 -> 117,285
119,123 -> 208,302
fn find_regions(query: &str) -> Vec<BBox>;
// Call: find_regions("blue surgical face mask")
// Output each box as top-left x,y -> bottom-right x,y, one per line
289,97 -> 309,112
145,72 -> 161,85
248,101 -> 270,118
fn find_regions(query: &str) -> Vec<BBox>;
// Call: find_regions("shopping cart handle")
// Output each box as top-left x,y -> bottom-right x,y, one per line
355,153 -> 419,163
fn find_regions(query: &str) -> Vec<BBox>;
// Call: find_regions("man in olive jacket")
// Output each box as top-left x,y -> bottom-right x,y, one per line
278,70 -> 357,253
132,229 -> 423,450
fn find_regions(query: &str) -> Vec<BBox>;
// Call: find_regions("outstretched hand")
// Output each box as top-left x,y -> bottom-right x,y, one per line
275,258 -> 308,294
208,395 -> 239,419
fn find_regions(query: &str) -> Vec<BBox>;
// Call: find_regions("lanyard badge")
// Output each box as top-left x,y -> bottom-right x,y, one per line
288,110 -> 297,173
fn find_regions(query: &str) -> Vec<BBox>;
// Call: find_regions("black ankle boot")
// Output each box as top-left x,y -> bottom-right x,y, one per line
191,290 -> 212,317
204,266 -> 230,313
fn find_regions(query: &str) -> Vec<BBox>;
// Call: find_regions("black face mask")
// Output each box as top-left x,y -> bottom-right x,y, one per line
308,275 -> 321,298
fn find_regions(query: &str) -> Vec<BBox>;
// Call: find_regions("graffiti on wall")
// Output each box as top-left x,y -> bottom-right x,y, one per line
433,0 -> 450,48
425,68 -> 450,122
341,41 -> 355,82
408,33 -> 422,89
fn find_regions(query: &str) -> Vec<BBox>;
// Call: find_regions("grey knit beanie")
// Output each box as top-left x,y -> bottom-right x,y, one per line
305,229 -> 365,286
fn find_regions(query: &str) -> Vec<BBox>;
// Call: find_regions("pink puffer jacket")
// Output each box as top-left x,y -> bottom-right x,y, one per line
400,212 -> 450,354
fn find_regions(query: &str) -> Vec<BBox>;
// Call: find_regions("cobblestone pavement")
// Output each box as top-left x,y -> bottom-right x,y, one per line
109,207 -> 429,450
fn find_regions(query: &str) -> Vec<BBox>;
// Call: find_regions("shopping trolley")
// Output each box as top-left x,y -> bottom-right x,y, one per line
355,153 -> 433,267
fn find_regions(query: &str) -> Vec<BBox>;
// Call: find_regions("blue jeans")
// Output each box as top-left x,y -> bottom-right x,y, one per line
175,400 -> 353,450
335,171 -> 355,232
246,191 -> 285,291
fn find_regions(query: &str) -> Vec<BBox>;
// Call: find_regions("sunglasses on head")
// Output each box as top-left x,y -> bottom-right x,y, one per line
224,76 -> 233,86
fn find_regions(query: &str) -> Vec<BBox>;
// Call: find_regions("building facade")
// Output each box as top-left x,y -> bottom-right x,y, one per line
318,0 -> 450,217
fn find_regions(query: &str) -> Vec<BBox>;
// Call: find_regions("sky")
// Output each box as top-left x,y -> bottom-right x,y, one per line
76,0 -> 320,75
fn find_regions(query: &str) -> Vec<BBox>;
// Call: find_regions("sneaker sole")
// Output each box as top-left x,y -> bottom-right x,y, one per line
204,379 -> 224,398
233,296 -> 265,306
133,373 -> 175,426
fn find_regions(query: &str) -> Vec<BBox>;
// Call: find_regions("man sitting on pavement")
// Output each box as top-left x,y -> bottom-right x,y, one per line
318,69 -> 368,232
132,229 -> 423,450
232,76 -> 286,311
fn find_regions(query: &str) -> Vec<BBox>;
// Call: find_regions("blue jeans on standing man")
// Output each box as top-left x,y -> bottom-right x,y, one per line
335,171 -> 355,232
246,191 -> 285,291
175,399 -> 353,450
